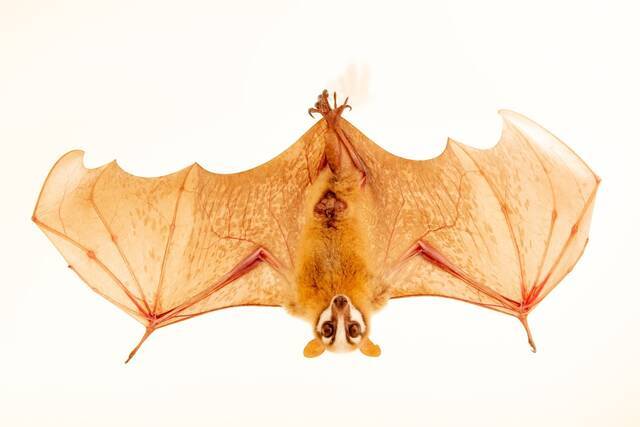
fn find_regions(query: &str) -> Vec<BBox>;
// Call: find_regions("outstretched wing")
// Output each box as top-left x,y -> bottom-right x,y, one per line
341,112 -> 599,348
33,121 -> 326,351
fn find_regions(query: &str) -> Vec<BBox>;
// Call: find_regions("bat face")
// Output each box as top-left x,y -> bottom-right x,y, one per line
303,293 -> 381,358
315,294 -> 366,353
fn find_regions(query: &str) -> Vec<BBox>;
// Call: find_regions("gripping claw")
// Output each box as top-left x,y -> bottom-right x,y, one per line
307,89 -> 352,127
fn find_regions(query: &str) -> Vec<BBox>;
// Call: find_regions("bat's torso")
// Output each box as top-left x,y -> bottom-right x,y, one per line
290,131 -> 380,324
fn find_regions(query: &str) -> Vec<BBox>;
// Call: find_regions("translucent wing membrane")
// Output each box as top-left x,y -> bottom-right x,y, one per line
33,121 -> 327,359
34,106 -> 598,358
342,111 -> 599,348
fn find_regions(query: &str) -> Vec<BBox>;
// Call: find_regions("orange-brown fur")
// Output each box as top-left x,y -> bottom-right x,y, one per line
288,128 -> 384,333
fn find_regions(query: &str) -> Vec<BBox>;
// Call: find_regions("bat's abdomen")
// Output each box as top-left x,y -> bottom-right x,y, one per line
313,190 -> 347,229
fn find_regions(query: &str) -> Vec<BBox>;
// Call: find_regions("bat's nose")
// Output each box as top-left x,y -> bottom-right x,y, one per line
333,295 -> 348,308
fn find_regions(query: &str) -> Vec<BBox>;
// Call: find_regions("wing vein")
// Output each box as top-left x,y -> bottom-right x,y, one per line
268,182 -> 294,268
417,240 -> 520,310
392,293 -> 516,316
34,219 -> 148,317
91,165 -> 151,314
383,192 -> 405,264
508,124 -> 559,295
533,184 -> 598,305
454,145 -> 528,303
153,165 -> 195,314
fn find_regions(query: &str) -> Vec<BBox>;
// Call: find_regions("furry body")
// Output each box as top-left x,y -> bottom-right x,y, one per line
289,126 -> 384,350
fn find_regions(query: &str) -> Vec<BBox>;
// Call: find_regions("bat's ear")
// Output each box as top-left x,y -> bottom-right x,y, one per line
303,337 -> 326,358
359,337 -> 381,357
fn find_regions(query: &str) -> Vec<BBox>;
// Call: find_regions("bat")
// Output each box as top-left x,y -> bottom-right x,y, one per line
32,90 -> 600,362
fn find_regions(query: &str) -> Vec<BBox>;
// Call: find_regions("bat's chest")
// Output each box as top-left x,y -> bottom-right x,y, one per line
313,190 -> 348,229
292,169 -> 371,308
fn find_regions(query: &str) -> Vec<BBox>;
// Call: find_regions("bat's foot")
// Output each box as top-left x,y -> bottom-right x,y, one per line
309,90 -> 367,184
308,89 -> 351,127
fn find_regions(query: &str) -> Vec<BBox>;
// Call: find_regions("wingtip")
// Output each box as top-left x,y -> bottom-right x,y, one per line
62,148 -> 86,157
498,108 -> 599,181
497,110 -> 527,129
53,149 -> 87,169
497,109 -> 523,119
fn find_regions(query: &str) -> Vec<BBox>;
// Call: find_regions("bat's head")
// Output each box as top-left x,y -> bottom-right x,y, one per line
303,294 -> 381,358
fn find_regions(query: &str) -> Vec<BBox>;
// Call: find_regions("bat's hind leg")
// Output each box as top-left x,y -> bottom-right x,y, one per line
308,89 -> 367,185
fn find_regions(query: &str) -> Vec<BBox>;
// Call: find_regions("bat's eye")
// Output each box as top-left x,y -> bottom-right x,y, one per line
321,322 -> 334,338
348,322 -> 361,338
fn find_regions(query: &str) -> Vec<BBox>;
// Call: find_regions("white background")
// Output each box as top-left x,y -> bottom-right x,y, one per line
1,1 -> 639,426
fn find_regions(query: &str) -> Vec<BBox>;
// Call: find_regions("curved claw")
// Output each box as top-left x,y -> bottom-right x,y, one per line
335,104 -> 352,115
307,90 -> 352,122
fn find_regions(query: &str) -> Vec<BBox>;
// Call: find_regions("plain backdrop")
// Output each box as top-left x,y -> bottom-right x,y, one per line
1,1 -> 639,426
